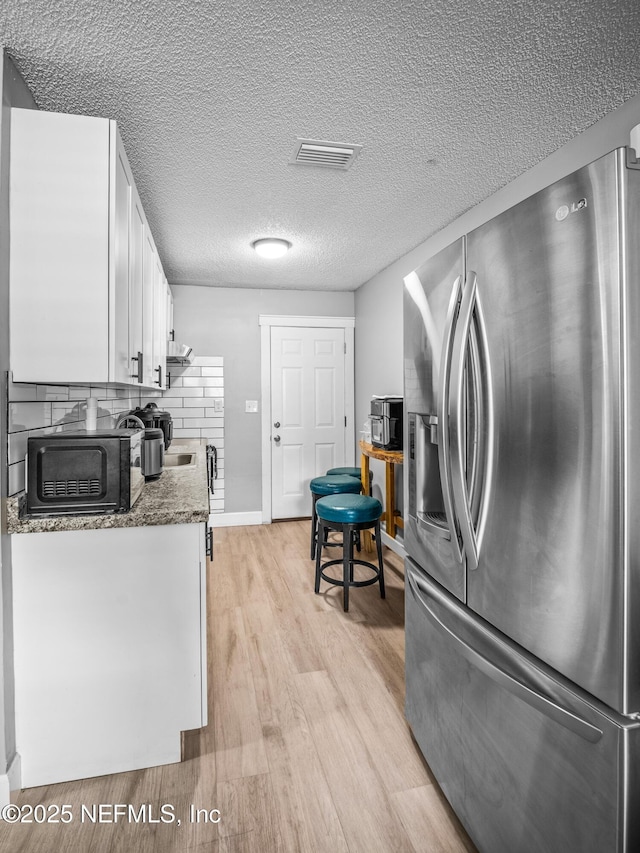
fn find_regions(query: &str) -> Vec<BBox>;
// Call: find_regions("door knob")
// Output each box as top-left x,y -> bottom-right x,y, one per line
273,434 -> 281,443
274,421 -> 281,428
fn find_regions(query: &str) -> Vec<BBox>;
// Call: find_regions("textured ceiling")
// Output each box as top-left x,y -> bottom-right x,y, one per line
2,0 -> 640,291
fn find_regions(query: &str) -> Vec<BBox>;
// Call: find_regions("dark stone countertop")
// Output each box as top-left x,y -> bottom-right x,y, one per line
6,440 -> 210,534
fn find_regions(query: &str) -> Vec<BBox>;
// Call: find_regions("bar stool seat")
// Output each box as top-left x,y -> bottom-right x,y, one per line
309,474 -> 361,560
315,493 -> 385,612
326,466 -> 361,479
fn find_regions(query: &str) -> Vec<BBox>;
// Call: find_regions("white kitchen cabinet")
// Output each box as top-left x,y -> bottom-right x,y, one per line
152,254 -> 169,390
11,522 -> 208,788
167,280 -> 174,344
129,187 -> 146,383
142,228 -> 158,386
10,107 -> 168,388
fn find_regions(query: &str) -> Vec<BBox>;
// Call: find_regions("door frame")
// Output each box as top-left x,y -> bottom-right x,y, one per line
259,315 -> 355,524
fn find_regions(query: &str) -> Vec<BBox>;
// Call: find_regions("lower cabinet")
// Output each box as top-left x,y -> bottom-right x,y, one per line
11,522 -> 208,788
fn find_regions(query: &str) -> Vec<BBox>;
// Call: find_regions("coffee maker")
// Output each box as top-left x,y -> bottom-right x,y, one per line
129,403 -> 173,450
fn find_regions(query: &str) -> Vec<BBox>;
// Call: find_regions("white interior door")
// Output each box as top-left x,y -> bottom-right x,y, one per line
271,326 -> 346,519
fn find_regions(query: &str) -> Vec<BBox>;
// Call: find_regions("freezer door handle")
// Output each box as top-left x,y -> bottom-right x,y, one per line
407,566 -> 604,743
437,274 -> 464,563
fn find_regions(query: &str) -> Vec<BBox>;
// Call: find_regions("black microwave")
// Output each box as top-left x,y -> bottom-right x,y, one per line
25,429 -> 144,517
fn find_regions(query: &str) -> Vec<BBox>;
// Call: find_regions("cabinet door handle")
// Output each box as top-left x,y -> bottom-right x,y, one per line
155,364 -> 163,387
205,525 -> 213,558
131,351 -> 144,383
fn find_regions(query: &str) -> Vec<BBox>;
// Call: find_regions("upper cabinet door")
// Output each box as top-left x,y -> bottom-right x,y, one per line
152,256 -> 168,390
129,190 -> 146,384
112,131 -> 134,385
10,107 -> 170,388
10,109 -> 111,384
142,229 -> 158,387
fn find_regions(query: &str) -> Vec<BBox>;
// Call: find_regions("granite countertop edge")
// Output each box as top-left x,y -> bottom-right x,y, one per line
6,440 -> 210,535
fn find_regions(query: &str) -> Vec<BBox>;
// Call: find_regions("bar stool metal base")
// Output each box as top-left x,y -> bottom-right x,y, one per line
315,517 -> 385,612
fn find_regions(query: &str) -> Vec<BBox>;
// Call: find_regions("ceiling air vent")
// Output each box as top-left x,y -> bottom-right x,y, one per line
290,138 -> 363,170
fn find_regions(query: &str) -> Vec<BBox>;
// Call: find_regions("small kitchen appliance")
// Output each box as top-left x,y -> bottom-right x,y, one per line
140,427 -> 165,481
370,396 -> 403,450
25,429 -> 144,516
129,402 -> 173,449
117,414 -> 164,481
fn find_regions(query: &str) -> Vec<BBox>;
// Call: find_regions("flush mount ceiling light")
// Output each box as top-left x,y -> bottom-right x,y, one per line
252,238 -> 292,259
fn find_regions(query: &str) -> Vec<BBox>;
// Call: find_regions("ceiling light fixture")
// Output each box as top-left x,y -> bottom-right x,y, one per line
252,238 -> 292,259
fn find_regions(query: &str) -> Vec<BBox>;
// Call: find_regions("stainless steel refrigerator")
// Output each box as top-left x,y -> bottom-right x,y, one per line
403,145 -> 640,853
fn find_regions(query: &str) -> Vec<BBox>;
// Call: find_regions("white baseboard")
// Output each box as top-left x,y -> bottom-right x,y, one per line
0,752 -> 22,805
210,511 -> 263,528
381,529 -> 406,559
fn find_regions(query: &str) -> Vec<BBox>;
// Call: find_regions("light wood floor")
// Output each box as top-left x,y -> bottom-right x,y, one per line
1,520 -> 477,852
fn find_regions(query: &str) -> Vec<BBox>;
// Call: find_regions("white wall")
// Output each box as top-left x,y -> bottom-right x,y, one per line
354,90 -> 640,515
1,50 -> 37,803
171,286 -> 355,514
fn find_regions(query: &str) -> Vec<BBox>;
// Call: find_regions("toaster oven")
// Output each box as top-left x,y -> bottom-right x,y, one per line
370,397 -> 403,450
25,429 -> 144,517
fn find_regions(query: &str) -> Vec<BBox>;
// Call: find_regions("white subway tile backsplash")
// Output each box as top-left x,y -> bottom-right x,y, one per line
193,356 -> 223,367
8,431 -> 28,465
8,462 -> 25,496
167,386 -> 205,397
201,428 -> 224,439
9,402 -> 52,431
181,377 -> 223,388
8,378 -> 39,401
155,397 -> 184,408
6,359 -> 224,505
182,397 -> 212,408
37,385 -> 70,401
181,418 -> 215,429
68,386 -> 94,400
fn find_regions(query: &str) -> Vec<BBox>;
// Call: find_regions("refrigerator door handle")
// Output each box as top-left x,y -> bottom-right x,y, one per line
449,271 -> 481,570
437,275 -> 464,563
407,566 -> 604,744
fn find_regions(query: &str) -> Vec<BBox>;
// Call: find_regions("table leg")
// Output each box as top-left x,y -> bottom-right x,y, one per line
360,454 -> 373,551
385,462 -> 396,538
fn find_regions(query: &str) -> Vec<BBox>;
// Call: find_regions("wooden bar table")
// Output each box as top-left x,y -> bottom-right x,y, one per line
359,439 -> 404,549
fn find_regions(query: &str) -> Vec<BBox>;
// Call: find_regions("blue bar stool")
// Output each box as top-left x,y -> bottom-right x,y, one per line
315,493 -> 385,612
309,474 -> 362,560
326,466 -> 361,479
326,466 -> 372,497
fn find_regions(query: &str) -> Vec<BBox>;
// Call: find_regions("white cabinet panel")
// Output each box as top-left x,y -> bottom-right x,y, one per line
12,523 -> 207,788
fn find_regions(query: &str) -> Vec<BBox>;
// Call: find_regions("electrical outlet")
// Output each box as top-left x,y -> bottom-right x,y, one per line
245,400 -> 258,413
214,399 -> 223,412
